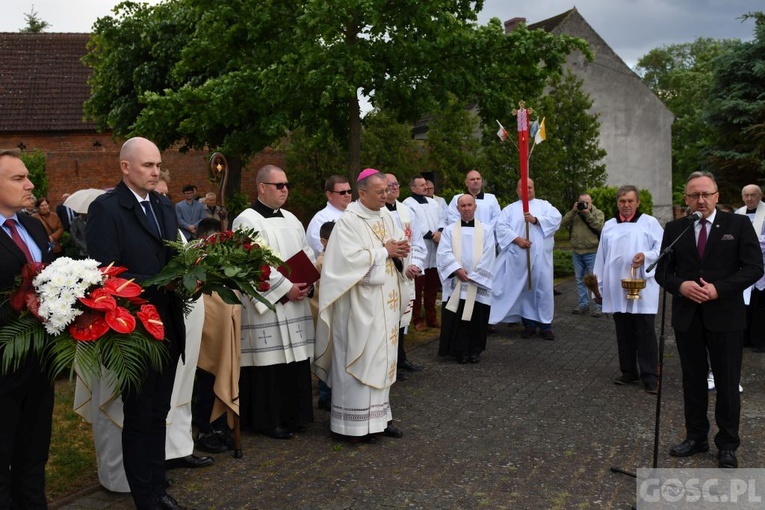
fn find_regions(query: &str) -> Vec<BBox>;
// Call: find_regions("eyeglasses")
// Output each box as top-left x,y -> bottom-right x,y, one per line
387,183 -> 400,189
331,189 -> 352,196
685,191 -> 718,200
263,182 -> 291,190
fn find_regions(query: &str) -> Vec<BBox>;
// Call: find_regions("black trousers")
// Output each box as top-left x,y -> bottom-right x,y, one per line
745,287 -> 765,347
674,307 -> 743,451
0,360 -> 53,509
613,312 -> 658,385
122,348 -> 180,510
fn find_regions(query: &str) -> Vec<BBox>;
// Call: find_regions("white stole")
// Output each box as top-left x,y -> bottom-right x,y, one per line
445,220 -> 483,321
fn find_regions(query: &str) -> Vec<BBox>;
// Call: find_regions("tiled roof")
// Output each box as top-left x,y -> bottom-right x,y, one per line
527,8 -> 575,33
0,32 -> 96,132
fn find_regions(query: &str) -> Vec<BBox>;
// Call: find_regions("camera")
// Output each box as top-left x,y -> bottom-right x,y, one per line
576,201 -> 589,211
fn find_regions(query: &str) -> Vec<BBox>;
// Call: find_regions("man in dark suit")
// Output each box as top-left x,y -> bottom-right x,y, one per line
0,149 -> 55,508
656,171 -> 763,469
56,193 -> 74,232
86,137 -> 189,510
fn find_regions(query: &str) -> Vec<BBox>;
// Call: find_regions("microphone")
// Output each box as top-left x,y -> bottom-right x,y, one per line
686,211 -> 702,222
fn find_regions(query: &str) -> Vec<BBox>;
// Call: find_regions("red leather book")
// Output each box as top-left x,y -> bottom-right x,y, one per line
277,250 -> 320,304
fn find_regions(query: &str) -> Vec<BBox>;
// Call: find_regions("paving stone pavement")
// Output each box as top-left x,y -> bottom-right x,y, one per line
53,279 -> 765,509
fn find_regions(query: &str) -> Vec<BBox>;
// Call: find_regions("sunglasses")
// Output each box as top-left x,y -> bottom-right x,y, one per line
332,189 -> 352,196
264,182 -> 291,190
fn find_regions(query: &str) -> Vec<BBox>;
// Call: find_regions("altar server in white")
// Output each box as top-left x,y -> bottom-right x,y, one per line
594,185 -> 663,393
490,179 -> 561,340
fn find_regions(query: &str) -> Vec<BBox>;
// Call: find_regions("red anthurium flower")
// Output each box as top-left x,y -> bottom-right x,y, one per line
103,278 -> 143,298
99,263 -> 128,279
79,288 -> 117,311
137,304 -> 164,340
105,307 -> 137,334
69,311 -> 110,341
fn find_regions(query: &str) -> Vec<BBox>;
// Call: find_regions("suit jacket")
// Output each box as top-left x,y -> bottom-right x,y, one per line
656,211 -> 763,333
0,214 -> 54,389
85,181 -> 185,354
56,203 -> 72,232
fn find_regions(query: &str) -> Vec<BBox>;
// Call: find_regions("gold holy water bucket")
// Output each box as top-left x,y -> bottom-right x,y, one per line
621,266 -> 646,300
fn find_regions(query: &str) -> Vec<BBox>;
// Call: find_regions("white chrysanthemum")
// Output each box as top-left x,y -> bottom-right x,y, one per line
34,258 -> 104,334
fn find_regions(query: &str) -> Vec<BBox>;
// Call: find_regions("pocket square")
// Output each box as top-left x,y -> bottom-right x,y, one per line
721,234 -> 735,241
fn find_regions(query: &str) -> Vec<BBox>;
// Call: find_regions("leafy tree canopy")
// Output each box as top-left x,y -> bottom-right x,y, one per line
84,1 -> 588,184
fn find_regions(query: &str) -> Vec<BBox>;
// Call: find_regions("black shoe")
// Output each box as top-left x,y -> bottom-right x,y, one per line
468,355 -> 480,364
520,328 -> 535,339
259,426 -> 294,440
457,356 -> 469,364
195,432 -> 227,454
399,359 -> 424,372
396,370 -> 408,381
718,450 -> 738,468
669,439 -> 709,457
383,423 -> 404,438
614,374 -> 640,386
487,325 -> 498,334
644,382 -> 658,394
540,330 -> 555,341
317,398 -> 331,411
165,454 -> 214,470
157,494 -> 193,510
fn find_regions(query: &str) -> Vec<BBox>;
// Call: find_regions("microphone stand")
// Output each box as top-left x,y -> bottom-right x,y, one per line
610,217 -> 697,481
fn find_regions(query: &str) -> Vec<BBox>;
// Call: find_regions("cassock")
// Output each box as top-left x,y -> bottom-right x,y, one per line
490,198 -> 562,325
446,192 -> 501,230
437,219 -> 496,358
314,201 -> 407,436
232,201 -> 315,432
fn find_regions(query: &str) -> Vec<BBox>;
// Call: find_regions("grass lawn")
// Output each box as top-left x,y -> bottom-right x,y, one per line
46,379 -> 97,503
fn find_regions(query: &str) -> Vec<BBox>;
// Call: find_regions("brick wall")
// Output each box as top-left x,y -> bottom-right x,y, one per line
0,132 -> 285,208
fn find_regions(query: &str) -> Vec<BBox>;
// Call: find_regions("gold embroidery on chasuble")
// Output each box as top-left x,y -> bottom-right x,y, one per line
390,327 -> 399,347
387,289 -> 400,311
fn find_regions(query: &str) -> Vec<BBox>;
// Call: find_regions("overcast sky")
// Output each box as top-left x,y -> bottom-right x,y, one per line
2,0 -> 762,68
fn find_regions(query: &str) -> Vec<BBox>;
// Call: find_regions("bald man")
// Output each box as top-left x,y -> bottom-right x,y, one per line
446,170 -> 501,230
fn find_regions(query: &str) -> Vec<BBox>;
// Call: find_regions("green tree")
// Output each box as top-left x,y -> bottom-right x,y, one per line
20,149 -> 47,199
706,12 -> 765,198
636,37 -> 739,200
532,71 -> 607,212
84,1 -> 587,186
20,6 -> 50,33
419,93 -> 483,192
361,108 -> 423,180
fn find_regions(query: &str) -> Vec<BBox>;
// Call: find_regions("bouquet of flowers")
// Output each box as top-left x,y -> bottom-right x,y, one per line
0,257 -> 167,393
143,227 -> 282,311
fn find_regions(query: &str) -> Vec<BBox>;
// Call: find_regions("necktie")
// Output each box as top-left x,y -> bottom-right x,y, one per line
4,219 -> 33,262
141,201 -> 161,238
697,218 -> 707,257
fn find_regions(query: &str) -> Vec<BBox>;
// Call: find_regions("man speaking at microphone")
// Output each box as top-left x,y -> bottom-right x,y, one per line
656,171 -> 763,469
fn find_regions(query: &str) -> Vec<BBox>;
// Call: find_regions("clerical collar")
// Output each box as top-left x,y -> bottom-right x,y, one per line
409,193 -> 428,204
465,190 -> 485,200
460,219 -> 475,227
385,202 -> 397,211
616,211 -> 642,223
252,199 -> 283,218
747,208 -> 758,214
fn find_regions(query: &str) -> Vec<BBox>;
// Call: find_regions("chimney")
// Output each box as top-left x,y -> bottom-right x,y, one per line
504,17 -> 526,34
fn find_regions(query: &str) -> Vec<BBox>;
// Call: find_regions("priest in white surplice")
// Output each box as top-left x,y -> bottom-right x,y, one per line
232,165 -> 315,440
305,175 -> 352,258
593,185 -> 663,393
490,179 -> 562,340
315,169 -> 409,442
437,194 -> 496,363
